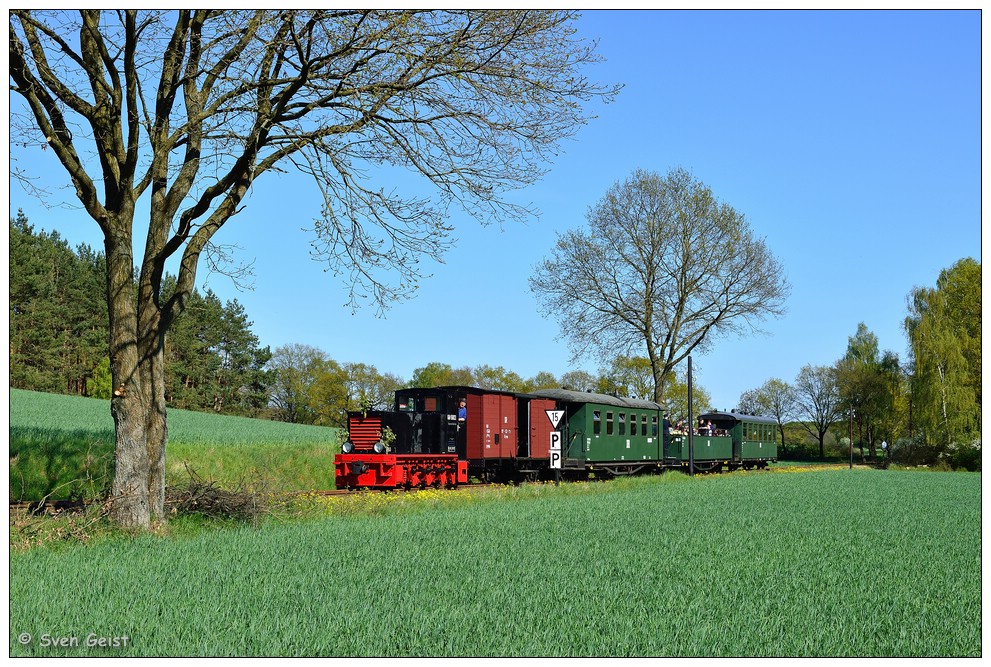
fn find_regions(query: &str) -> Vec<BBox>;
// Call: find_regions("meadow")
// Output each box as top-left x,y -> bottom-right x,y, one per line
9,389 -> 341,500
9,468 -> 982,657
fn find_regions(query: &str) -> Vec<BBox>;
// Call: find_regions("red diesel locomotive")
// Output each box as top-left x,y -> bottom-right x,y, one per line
335,385 -> 557,489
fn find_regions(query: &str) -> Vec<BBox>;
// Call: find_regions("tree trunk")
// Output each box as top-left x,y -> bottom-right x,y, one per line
141,316 -> 168,522
105,225 -> 152,529
103,211 -> 171,528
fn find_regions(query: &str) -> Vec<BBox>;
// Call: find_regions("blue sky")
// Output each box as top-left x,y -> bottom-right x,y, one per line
8,10 -> 982,411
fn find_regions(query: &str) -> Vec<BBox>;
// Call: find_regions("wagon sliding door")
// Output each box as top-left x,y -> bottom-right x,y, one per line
466,392 -> 518,459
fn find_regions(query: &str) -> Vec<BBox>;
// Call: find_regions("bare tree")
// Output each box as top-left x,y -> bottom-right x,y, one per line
10,9 -> 618,528
794,364 -> 842,459
530,167 -> 790,402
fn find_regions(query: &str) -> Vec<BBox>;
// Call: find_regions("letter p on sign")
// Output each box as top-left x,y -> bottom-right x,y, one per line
549,431 -> 562,468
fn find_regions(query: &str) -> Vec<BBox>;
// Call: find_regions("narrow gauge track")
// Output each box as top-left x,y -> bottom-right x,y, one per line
308,482 -> 498,496
17,468 -> 821,512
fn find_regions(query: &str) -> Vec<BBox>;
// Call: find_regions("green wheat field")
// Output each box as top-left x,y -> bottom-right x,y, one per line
7,389 -> 983,657
9,388 -> 340,500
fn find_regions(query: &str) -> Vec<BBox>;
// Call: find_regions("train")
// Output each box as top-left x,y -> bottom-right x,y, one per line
334,385 -> 778,489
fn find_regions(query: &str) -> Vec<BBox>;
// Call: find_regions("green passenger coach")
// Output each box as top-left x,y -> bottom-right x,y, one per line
672,410 -> 778,472
531,390 -> 778,477
531,388 -> 666,477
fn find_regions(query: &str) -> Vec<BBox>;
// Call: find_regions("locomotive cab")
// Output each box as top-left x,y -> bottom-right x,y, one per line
395,388 -> 468,458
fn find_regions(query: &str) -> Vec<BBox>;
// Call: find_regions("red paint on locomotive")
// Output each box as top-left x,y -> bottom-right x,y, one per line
336,409 -> 469,489
335,453 -> 468,489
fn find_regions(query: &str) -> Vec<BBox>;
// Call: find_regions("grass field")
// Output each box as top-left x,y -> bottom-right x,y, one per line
9,389 -> 341,500
8,468 -> 981,657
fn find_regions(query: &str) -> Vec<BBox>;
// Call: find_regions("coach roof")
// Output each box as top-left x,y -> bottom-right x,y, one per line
531,388 -> 663,411
698,410 -> 778,425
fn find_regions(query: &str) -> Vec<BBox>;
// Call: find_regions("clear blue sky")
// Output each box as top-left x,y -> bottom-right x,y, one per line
8,10 -> 983,411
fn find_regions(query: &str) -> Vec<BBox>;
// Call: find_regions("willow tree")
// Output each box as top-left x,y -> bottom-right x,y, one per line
904,258 -> 981,446
530,167 -> 789,403
10,10 -> 619,528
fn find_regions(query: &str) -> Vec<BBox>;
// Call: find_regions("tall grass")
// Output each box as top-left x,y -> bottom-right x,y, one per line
9,389 -> 339,500
9,470 -> 981,657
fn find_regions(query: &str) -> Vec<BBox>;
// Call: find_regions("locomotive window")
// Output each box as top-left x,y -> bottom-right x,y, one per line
606,412 -> 614,436
618,413 -> 626,436
593,411 -> 601,435
398,398 -> 415,412
424,397 -> 438,412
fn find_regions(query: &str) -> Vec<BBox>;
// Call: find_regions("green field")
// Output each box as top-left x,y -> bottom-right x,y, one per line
9,469 -> 981,657
9,389 -> 341,500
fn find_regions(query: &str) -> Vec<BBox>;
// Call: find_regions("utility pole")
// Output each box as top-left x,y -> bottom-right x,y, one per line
688,356 -> 695,476
849,409 -> 855,469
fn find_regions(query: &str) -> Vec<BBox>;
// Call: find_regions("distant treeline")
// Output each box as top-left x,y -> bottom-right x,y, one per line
10,211 -> 980,469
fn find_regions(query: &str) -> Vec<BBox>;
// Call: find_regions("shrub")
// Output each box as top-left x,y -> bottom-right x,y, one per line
890,435 -> 940,467
943,439 -> 981,472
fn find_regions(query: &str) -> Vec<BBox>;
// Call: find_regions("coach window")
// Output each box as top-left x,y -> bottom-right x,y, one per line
593,410 -> 601,435
631,413 -> 638,436
618,413 -> 626,436
642,414 -> 648,437
651,416 -> 658,437
606,412 -> 614,436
